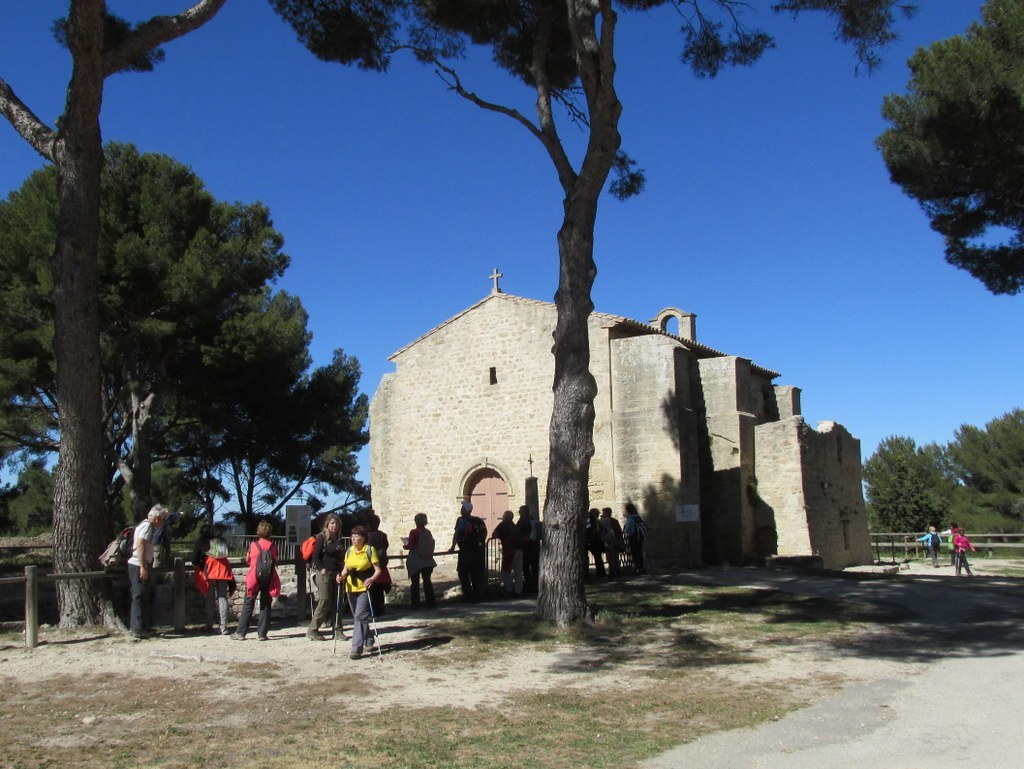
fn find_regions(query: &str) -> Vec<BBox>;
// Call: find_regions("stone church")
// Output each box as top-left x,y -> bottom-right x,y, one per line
369,276 -> 871,570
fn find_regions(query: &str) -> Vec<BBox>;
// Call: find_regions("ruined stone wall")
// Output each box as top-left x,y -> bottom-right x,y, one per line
695,356 -> 758,566
609,335 -> 701,566
754,418 -> 871,569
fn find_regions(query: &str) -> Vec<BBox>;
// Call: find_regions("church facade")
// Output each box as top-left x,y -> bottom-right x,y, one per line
369,284 -> 870,570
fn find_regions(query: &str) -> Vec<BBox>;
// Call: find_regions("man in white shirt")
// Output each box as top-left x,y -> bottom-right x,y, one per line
128,504 -> 169,639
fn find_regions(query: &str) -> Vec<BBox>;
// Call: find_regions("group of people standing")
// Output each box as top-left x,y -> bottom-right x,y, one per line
455,502 -> 543,600
126,498 -> 652,647
585,503 -> 648,578
305,513 -> 388,659
918,522 -> 978,576
128,506 -> 282,642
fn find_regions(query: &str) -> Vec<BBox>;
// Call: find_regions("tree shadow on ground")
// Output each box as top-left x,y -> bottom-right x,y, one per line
431,569 -> 1024,677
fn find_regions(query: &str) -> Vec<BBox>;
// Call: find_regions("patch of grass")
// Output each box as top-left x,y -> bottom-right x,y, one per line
292,674 -> 801,769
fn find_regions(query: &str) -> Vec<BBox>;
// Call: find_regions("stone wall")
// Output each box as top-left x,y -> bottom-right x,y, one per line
695,356 -> 759,566
371,296 -> 563,538
754,418 -> 871,569
609,334 -> 701,566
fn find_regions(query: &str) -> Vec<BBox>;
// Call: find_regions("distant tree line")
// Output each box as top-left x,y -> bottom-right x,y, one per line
0,144 -> 369,539
863,408 -> 1024,533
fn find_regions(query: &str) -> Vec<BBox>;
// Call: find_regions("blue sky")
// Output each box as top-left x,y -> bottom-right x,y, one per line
2,1 -> 1021,503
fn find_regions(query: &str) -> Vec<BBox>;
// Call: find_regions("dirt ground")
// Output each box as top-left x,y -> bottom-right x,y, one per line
0,560 -> 915,707
1,556 -> 1020,768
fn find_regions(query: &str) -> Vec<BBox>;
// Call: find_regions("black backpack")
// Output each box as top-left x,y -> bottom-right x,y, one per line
253,541 -> 274,585
459,516 -> 487,547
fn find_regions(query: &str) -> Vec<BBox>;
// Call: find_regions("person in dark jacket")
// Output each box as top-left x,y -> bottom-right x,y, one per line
307,513 -> 345,641
366,513 -> 391,616
491,509 -> 524,595
516,505 -> 542,593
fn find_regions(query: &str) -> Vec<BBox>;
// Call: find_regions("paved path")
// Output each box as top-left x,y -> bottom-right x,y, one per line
644,565 -> 1024,769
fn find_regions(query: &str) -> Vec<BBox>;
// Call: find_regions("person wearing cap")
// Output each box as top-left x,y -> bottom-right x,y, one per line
128,504 -> 170,640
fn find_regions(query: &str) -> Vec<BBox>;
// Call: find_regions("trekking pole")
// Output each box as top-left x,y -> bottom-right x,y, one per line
333,580 -> 341,655
365,583 -> 383,661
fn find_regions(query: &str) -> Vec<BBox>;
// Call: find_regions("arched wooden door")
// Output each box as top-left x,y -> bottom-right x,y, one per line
466,469 -> 509,535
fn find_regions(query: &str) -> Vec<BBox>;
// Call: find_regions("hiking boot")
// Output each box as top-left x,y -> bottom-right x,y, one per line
230,633 -> 244,641
306,630 -> 325,641
349,651 -> 362,660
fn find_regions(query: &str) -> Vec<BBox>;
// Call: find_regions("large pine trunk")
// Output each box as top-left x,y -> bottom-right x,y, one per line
535,0 -> 622,626
50,1 -> 121,629
537,193 -> 601,626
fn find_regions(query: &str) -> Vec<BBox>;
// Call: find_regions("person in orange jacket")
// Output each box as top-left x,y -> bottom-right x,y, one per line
192,523 -> 236,635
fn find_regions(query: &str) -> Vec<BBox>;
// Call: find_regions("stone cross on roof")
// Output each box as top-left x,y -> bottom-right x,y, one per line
489,267 -> 503,294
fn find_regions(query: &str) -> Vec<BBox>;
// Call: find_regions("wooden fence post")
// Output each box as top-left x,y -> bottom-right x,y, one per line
173,558 -> 186,632
24,565 -> 38,649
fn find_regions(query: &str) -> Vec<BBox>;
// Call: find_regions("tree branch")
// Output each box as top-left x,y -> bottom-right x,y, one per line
0,78 -> 58,161
103,0 -> 229,76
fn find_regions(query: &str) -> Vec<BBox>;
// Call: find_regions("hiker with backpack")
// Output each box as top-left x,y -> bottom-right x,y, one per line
622,503 -> 648,575
307,513 -> 345,642
192,523 -> 236,635
232,520 -> 279,641
339,525 -> 383,659
366,513 -> 392,616
490,509 -> 524,596
452,501 -> 487,601
600,507 -> 623,577
917,525 -> 942,568
127,504 -> 170,640
404,513 -> 437,609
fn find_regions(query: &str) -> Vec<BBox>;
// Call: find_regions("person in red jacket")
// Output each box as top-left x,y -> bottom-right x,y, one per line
232,520 -> 280,641
192,523 -> 235,635
953,528 -> 977,577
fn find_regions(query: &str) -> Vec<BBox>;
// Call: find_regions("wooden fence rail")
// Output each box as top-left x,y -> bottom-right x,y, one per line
1,542 -> 499,650
869,532 -> 1024,563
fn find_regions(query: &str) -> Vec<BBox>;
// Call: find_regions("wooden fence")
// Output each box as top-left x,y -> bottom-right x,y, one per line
870,532 -> 1024,563
0,538 -> 514,650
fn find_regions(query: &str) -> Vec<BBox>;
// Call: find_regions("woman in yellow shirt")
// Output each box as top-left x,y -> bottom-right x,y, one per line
339,525 -> 383,659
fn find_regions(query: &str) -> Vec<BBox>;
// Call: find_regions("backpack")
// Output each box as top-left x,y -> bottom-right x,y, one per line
463,516 -> 487,546
206,537 -> 229,559
626,515 -> 647,543
253,541 -> 274,585
416,529 -> 434,557
300,534 -> 319,563
98,527 -> 135,571
929,532 -> 941,549
636,517 -> 648,543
